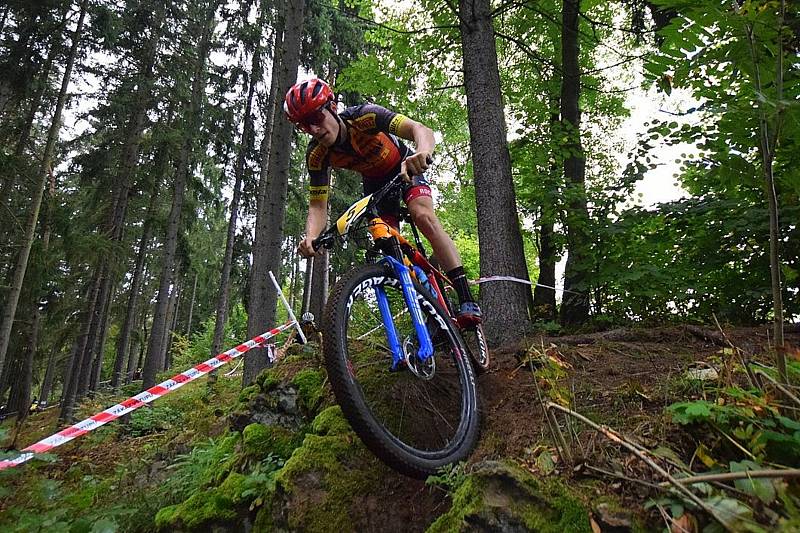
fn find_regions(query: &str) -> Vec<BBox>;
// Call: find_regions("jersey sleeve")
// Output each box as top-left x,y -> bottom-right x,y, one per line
306,141 -> 330,202
346,104 -> 409,136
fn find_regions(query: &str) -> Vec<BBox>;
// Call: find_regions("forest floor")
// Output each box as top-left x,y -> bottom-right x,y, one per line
1,323 -> 798,531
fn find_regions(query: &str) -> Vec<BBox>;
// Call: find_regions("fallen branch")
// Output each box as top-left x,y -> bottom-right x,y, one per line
546,402 -> 734,532
685,324 -> 727,347
752,367 -> 800,408
665,468 -> 800,486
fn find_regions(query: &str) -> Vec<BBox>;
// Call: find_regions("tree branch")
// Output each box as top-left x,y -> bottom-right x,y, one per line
493,29 -> 555,75
323,3 -> 457,35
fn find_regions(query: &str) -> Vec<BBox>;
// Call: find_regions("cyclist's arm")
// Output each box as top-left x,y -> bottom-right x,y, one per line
306,199 -> 328,239
298,199 -> 328,257
396,118 -> 435,176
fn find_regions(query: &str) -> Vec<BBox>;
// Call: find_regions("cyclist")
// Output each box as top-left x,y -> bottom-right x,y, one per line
285,78 -> 481,327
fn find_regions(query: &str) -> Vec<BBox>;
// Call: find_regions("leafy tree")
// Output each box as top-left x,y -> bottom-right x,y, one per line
643,0 -> 798,375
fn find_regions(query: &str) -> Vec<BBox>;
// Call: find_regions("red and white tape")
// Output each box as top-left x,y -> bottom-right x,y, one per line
0,320 -> 296,471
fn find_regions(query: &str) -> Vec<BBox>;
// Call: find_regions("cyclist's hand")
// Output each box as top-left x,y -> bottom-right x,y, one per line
402,151 -> 433,178
297,237 -> 319,258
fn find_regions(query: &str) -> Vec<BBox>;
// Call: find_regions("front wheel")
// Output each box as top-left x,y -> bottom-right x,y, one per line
322,263 -> 480,479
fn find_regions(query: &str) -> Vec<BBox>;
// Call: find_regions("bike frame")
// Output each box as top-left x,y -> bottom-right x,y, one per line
366,216 -> 458,370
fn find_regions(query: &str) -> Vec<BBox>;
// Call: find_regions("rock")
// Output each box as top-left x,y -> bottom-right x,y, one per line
594,503 -> 633,532
427,461 -> 592,533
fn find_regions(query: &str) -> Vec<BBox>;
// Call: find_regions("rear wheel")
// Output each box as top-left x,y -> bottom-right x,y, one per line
323,262 -> 480,479
463,323 -> 490,372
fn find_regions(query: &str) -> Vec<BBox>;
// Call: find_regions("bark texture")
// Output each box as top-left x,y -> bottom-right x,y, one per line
458,0 -> 532,345
245,0 -> 305,385
559,0 -> 592,326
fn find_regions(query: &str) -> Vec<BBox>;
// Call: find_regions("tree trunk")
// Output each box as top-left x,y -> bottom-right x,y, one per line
128,302 -> 150,383
289,236 -> 300,309
743,3 -> 786,380
532,107 -> 560,321
8,307 -> 36,416
60,268 -> 100,422
78,263 -> 108,398
244,0 -> 305,385
142,1 -> 216,389
94,1 -> 164,390
89,279 -> 115,392
39,341 -> 61,406
301,258 -> 314,317
111,191 -> 157,388
162,272 -> 181,371
10,158 -> 56,415
208,28 -> 262,390
458,0 -> 532,345
0,0 -> 88,379
186,273 -> 197,337
559,0 -> 591,327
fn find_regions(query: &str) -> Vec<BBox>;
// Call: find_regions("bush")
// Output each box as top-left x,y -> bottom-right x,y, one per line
126,406 -> 183,437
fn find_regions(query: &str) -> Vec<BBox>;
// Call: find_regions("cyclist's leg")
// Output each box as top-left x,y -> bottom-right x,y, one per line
404,178 -> 459,271
404,180 -> 482,326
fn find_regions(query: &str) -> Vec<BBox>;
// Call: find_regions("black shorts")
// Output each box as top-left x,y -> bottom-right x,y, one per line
362,174 -> 432,229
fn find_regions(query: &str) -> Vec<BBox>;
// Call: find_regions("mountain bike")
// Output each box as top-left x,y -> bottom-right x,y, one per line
312,173 -> 486,478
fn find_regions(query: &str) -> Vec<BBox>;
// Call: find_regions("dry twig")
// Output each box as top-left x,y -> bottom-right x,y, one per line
664,468 -> 800,486
546,402 -> 734,532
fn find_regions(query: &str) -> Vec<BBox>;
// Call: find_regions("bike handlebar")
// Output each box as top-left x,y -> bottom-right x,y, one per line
310,155 -> 434,252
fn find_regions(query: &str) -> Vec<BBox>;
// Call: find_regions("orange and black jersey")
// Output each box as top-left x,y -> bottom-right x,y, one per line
306,104 -> 410,202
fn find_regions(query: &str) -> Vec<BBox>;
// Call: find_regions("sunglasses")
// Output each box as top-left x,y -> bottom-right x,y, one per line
295,109 -> 327,132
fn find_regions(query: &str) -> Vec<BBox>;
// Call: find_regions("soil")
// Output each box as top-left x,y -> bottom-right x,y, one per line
465,324 -> 800,527
3,324 -> 798,531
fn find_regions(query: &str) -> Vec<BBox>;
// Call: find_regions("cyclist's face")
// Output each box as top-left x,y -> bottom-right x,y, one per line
303,107 -> 339,147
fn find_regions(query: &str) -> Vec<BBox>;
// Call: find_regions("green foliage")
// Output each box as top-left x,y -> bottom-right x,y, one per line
669,385 -> 800,465
125,405 -> 184,437
593,198 -> 800,323
164,432 -> 241,499
425,462 -> 468,492
170,303 -> 249,370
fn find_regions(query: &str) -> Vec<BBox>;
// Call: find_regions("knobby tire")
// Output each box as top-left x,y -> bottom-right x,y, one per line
323,263 -> 480,479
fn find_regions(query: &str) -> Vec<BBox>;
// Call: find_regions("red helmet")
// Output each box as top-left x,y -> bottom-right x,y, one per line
284,78 -> 334,123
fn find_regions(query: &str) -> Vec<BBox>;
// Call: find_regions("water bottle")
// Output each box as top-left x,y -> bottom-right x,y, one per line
413,266 -> 437,298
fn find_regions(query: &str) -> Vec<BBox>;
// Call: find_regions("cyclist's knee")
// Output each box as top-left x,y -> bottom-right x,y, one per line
411,209 -> 441,236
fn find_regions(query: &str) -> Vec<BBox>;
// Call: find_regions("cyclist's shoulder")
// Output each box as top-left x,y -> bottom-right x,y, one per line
305,139 -> 330,171
341,103 -> 403,130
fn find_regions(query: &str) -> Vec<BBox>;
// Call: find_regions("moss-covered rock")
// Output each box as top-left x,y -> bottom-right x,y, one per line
154,472 -> 250,531
255,368 -> 282,393
155,487 -> 236,531
427,461 -> 592,533
310,406 -> 352,436
291,369 -> 325,413
242,422 -> 298,460
238,385 -> 260,405
255,431 -> 381,532
219,472 -> 248,506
